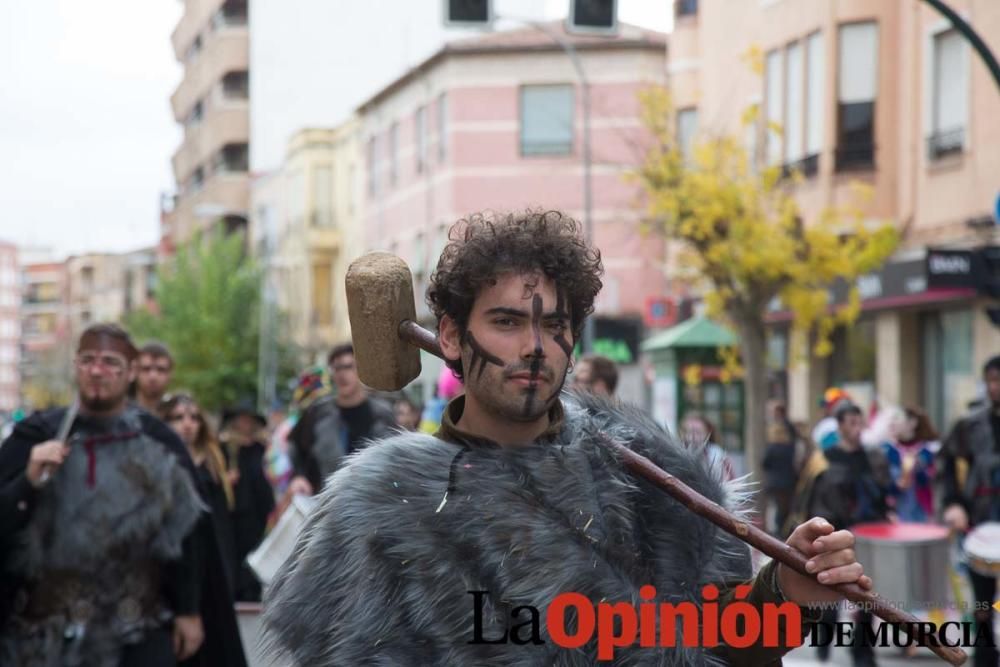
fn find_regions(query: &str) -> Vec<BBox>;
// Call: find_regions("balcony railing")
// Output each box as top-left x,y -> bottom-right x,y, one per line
927,127 -> 964,160
781,153 -> 819,179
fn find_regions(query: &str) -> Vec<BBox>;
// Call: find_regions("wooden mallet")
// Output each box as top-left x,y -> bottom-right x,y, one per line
344,252 -> 966,666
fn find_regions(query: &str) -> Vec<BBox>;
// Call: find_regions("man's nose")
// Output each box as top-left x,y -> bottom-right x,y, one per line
520,329 -> 546,359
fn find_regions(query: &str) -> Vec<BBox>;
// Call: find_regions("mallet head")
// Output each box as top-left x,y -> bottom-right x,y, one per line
345,252 -> 422,391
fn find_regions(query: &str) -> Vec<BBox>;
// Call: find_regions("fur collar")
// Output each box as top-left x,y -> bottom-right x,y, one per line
263,393 -> 752,665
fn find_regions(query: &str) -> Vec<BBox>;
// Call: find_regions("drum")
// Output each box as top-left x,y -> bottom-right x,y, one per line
247,494 -> 317,587
851,522 -> 951,609
964,522 -> 1000,577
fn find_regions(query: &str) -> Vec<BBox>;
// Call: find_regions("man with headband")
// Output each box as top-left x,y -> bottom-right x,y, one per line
0,323 -> 246,666
264,211 -> 872,665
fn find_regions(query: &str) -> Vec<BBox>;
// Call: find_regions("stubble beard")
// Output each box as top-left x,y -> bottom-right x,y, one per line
466,358 -> 569,424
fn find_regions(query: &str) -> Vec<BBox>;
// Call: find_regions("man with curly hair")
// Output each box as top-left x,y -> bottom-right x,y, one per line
264,210 -> 872,666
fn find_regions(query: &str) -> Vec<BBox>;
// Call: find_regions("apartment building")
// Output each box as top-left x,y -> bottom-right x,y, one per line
19,257 -> 70,410
358,22 -> 668,403
251,121 -> 363,358
166,0 -> 250,248
669,0 -> 1000,429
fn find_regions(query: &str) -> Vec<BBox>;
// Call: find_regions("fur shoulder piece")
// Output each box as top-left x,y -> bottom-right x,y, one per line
263,394 -> 753,666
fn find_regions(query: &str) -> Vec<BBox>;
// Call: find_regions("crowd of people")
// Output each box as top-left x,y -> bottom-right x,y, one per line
0,211 -> 996,666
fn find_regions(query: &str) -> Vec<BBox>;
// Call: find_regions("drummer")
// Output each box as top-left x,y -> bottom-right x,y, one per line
939,355 -> 1000,667
804,402 -> 893,667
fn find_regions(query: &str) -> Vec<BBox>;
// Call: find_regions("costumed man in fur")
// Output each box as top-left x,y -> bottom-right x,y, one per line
263,211 -> 875,666
0,323 -> 247,667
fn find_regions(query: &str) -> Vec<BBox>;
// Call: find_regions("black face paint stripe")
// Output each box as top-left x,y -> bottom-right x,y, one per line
522,294 -> 545,417
530,294 -> 543,358
553,290 -> 573,359
465,331 -> 503,381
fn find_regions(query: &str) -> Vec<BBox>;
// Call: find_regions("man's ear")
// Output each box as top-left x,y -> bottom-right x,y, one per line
127,359 -> 139,384
438,315 -> 463,364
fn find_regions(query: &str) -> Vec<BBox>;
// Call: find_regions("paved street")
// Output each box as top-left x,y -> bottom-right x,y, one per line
785,643 -> 945,666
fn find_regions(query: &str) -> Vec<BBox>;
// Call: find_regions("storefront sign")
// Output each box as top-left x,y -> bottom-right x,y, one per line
829,249 -> 978,305
576,317 -> 643,365
926,249 -> 974,288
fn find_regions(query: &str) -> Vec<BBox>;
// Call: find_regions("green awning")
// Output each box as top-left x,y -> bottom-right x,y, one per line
640,315 -> 737,352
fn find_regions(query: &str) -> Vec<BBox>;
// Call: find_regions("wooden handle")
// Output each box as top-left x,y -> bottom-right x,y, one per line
603,436 -> 966,665
399,319 -> 444,358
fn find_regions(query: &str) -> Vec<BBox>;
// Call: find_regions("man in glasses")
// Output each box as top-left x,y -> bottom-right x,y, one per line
0,323 -> 246,666
286,342 -> 397,495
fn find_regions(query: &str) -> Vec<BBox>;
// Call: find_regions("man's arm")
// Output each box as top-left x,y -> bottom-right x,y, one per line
937,418 -> 971,515
0,412 -> 58,539
710,559 -> 823,666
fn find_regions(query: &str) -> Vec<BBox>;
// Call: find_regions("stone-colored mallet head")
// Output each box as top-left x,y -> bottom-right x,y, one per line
345,252 -> 422,391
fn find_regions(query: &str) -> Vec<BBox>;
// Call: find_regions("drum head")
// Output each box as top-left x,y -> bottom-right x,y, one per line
965,522 -> 1000,564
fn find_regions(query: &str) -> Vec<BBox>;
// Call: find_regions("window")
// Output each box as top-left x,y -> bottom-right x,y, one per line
311,262 -> 332,326
388,122 -> 398,186
213,0 -> 247,29
804,32 -> 824,170
221,71 -> 249,100
184,101 -> 203,129
520,84 -> 574,156
676,108 -> 698,159
188,166 -> 205,194
185,34 -> 202,63
784,41 -> 804,168
765,49 -> 784,165
675,0 -> 698,17
214,143 -> 248,173
312,165 -> 332,227
438,93 -> 448,160
928,29 -> 967,159
415,106 -> 427,173
837,22 -> 878,170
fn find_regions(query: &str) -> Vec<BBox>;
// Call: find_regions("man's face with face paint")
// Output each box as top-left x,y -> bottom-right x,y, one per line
75,336 -> 137,414
443,271 -> 573,424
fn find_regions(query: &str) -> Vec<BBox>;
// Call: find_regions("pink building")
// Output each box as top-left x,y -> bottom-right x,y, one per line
357,22 -> 668,402
0,242 -> 20,412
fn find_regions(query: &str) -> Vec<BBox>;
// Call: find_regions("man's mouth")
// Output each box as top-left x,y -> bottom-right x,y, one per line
507,372 -> 549,386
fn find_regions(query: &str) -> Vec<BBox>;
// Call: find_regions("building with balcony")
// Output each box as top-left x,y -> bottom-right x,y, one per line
166,0 -> 250,248
357,22 -> 668,404
0,242 -> 19,412
667,0 -> 1000,430
251,121 -> 363,360
18,257 -> 70,410
65,254 -> 125,345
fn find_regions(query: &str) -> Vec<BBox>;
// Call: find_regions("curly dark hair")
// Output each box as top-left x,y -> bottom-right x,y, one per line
426,210 -> 603,380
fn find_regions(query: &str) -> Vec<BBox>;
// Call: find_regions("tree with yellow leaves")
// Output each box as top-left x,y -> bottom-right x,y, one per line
631,86 -> 899,490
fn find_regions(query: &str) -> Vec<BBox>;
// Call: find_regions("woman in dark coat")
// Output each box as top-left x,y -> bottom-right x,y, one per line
161,394 -> 239,592
160,392 -> 247,667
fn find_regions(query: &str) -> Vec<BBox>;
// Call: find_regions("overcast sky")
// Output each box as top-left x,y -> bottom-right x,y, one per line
0,0 -> 669,261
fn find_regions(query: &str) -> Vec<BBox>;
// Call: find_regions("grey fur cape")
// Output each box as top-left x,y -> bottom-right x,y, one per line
263,394 -> 756,665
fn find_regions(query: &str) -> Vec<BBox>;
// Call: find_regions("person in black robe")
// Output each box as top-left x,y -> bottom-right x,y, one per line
220,402 -> 276,603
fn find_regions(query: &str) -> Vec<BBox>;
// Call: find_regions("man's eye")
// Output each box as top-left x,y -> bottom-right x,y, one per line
546,321 -> 568,334
495,318 -> 517,327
